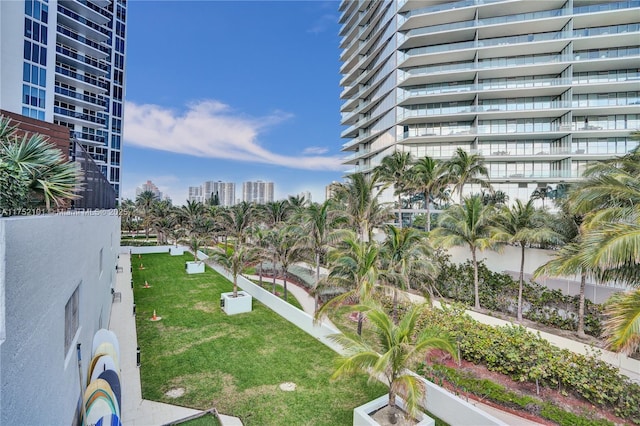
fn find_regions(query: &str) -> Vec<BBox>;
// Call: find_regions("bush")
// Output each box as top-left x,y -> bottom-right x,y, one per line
416,305 -> 640,423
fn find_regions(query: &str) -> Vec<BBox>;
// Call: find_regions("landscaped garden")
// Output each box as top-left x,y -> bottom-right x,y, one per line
132,252 -> 386,425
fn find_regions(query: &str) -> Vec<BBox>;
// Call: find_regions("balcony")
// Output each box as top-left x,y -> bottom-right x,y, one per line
56,24 -> 110,59
56,45 -> 109,76
54,106 -> 106,127
58,0 -> 111,25
54,86 -> 106,110
70,131 -> 106,146
55,66 -> 108,92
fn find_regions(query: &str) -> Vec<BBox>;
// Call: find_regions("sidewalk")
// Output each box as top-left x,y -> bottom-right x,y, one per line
109,253 -> 206,425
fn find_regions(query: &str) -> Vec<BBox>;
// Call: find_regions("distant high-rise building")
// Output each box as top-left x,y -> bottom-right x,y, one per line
325,181 -> 341,201
187,186 -> 203,203
203,181 -> 235,206
0,0 -> 128,200
136,180 -> 162,200
242,180 -> 274,204
338,0 -> 640,205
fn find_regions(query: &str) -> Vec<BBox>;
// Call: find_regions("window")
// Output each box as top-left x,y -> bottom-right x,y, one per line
64,284 -> 80,355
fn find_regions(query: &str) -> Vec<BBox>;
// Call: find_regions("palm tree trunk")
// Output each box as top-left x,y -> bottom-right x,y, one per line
397,195 -> 403,228
425,191 -> 431,232
283,270 -> 288,302
314,252 -> 320,313
233,275 -> 238,298
577,272 -> 587,338
518,244 -> 525,322
357,311 -> 364,336
471,247 -> 480,309
392,288 -> 399,324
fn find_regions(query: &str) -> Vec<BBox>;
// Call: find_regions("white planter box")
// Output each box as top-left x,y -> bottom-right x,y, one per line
170,246 -> 185,256
220,291 -> 252,315
354,395 -> 434,426
185,261 -> 205,274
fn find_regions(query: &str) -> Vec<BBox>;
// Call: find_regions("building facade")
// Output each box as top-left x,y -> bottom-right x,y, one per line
136,179 -> 162,200
0,0 -> 128,200
203,181 -> 236,206
242,180 -> 274,204
339,0 -> 640,204
187,186 -> 203,203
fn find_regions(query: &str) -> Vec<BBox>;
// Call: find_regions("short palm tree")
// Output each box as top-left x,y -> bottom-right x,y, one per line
375,151 -> 413,228
272,226 -> 307,302
213,244 -> 259,298
1,116 -> 80,212
445,148 -> 490,204
330,301 -> 456,423
493,199 -> 563,322
431,195 -> 499,309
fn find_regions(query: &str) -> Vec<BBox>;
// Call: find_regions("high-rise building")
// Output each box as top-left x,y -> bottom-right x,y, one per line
187,186 -> 203,203
203,181 -> 236,206
0,0 -> 128,200
136,180 -> 162,200
339,0 -> 639,204
242,180 -> 274,204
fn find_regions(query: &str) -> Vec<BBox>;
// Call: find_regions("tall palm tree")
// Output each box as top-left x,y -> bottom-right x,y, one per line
260,200 -> 291,227
218,201 -> 256,248
316,234 -> 384,335
135,190 -> 158,239
431,195 -> 499,309
445,148 -> 490,204
375,151 -> 413,228
493,200 -> 563,322
333,172 -> 391,242
330,301 -> 456,423
1,116 -> 80,212
379,225 -> 439,323
297,200 -> 349,312
408,156 -> 449,231
272,226 -> 307,302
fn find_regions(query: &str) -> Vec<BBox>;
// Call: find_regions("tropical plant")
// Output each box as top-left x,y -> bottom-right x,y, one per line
445,148 -> 490,204
135,190 -> 158,239
271,226 -> 307,302
218,201 -> 256,248
317,234 -> 385,335
212,244 -> 259,298
260,200 -> 291,227
332,172 -> 391,242
0,116 -> 81,212
407,156 -> 449,232
602,288 -> 640,355
431,195 -> 499,309
375,151 -> 413,228
493,199 -> 563,322
330,301 -> 456,423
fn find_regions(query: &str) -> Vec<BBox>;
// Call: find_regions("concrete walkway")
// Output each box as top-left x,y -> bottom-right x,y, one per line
110,253 -> 241,426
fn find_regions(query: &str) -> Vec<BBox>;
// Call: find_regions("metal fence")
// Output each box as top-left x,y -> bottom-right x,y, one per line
70,141 -> 117,210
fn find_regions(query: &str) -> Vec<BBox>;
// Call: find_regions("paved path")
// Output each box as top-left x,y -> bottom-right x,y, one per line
111,253 -> 241,426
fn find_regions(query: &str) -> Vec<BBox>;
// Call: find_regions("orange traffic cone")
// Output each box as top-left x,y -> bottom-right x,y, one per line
138,254 -> 141,259
139,263 -> 144,269
144,281 -> 150,288
152,310 -> 157,321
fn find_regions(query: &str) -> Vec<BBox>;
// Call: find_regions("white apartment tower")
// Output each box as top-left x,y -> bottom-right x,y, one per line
339,0 -> 639,203
0,0 -> 128,199
203,181 -> 236,206
242,181 -> 274,204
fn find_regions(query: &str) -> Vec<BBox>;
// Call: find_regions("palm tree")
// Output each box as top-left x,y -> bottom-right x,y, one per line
493,200 -> 563,322
297,200 -> 349,312
316,234 -> 384,335
602,288 -> 640,355
218,201 -> 256,248
0,116 -> 80,212
431,195 -> 499,309
379,225 -> 439,322
135,190 -> 158,239
271,226 -> 307,302
330,301 -> 456,423
213,244 -> 260,298
333,172 -> 391,242
375,151 -> 413,228
445,148 -> 490,204
260,200 -> 291,227
407,156 -> 449,232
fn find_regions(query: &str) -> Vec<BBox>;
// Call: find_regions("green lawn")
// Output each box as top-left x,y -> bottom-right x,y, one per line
132,253 -> 385,426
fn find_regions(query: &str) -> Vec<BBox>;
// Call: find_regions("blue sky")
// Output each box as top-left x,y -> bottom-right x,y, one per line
122,1 -> 346,204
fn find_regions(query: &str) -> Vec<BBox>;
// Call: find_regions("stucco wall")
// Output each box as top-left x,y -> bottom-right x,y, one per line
0,213 -> 120,425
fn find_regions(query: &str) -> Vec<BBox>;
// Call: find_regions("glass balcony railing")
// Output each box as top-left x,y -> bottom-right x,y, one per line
573,71 -> 640,84
56,24 -> 110,55
54,106 -> 106,126
572,98 -> 640,108
57,4 -> 111,38
488,171 -> 577,179
70,131 -> 106,145
574,0 -> 640,15
56,45 -> 109,73
573,23 -> 640,37
573,47 -> 640,61
480,7 -> 568,26
55,86 -> 106,107
403,0 -> 475,19
406,20 -> 475,37
55,66 -> 108,90
478,53 -> 571,68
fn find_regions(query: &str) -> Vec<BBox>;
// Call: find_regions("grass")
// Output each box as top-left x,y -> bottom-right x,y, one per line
133,253 -> 385,425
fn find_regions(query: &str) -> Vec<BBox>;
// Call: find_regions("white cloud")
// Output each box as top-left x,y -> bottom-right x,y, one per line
307,13 -> 337,34
302,146 -> 329,155
124,100 -> 344,171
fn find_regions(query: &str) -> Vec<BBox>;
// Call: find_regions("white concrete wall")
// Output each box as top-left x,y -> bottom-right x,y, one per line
0,213 -> 120,425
